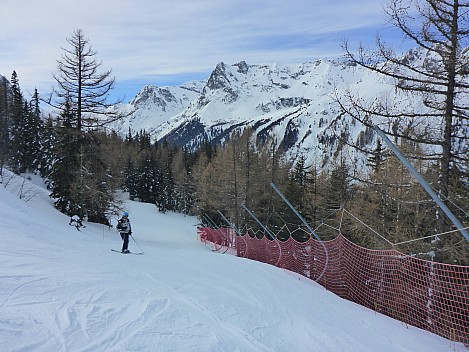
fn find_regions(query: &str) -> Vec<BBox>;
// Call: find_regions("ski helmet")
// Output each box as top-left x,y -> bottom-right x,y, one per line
122,212 -> 129,217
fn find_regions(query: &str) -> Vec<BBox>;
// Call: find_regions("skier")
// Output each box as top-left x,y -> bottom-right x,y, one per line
69,215 -> 85,231
116,212 -> 132,253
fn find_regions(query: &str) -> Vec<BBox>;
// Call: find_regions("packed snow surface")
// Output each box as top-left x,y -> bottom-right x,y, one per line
0,172 -> 466,352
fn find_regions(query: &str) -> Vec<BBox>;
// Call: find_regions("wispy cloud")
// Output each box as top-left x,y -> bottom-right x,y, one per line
0,0 -> 397,101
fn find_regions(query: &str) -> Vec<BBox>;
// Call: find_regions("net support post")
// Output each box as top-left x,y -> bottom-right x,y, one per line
373,126 -> 469,243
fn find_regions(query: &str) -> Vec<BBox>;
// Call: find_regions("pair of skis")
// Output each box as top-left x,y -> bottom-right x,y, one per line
111,249 -> 144,255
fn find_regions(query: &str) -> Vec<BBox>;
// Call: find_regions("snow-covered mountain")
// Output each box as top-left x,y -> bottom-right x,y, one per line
113,50 -> 440,168
113,80 -> 206,135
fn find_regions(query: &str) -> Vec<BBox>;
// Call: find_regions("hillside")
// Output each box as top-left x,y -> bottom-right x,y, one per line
0,171 -> 465,352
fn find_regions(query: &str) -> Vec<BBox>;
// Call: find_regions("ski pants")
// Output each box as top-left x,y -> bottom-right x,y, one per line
120,233 -> 130,251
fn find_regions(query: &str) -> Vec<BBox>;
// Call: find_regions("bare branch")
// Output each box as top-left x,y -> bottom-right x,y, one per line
44,29 -> 134,130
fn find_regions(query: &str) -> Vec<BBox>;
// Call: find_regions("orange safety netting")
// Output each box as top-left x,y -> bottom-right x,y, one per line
197,227 -> 469,345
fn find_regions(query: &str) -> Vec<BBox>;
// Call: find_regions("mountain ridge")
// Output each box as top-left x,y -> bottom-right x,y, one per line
114,58 -> 387,169
110,48 -> 451,169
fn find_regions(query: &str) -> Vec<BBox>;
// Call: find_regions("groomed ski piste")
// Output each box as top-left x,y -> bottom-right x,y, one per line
0,171 -> 466,352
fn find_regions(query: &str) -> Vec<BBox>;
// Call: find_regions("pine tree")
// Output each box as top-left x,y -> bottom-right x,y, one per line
123,157 -> 138,200
29,89 -> 43,171
126,127 -> 133,144
0,75 -> 9,178
19,89 -> 43,173
136,152 -> 158,204
9,71 -> 26,173
171,148 -> 197,214
5,76 -> 44,174
156,145 -> 175,212
279,155 -> 311,241
367,139 -> 384,172
38,117 -> 56,183
49,99 -> 81,215
325,157 -> 351,215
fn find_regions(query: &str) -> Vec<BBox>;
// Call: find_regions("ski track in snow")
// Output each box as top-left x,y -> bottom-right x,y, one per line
143,272 -> 273,352
0,267 -> 170,351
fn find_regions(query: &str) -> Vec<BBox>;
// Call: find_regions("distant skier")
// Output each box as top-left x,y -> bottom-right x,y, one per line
116,212 -> 132,253
69,215 -> 85,231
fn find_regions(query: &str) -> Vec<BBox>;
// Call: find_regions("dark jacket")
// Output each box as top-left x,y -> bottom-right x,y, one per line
117,218 -> 131,234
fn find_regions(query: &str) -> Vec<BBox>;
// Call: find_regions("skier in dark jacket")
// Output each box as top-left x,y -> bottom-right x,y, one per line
117,212 -> 132,253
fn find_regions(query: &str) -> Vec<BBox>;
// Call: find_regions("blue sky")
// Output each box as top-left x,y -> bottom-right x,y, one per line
1,0 -> 410,103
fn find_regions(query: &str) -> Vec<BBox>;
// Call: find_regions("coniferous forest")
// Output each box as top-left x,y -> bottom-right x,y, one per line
2,0 -> 469,266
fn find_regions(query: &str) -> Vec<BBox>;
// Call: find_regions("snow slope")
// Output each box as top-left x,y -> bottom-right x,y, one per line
0,173 -> 466,352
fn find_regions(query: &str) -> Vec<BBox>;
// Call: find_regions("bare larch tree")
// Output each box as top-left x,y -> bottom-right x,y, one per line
46,29 -> 131,130
338,0 -> 469,201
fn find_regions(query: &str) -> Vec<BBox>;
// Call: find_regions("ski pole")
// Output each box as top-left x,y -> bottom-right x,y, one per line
131,234 -> 144,253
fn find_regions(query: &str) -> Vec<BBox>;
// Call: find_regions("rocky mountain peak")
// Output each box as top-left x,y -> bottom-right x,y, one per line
204,62 -> 239,103
129,84 -> 177,110
234,61 -> 249,74
206,62 -> 231,90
